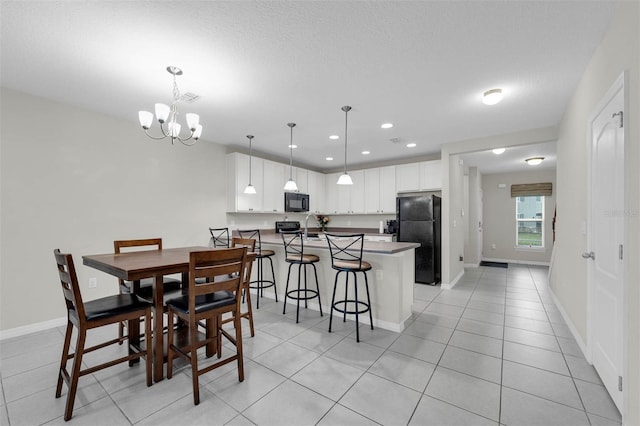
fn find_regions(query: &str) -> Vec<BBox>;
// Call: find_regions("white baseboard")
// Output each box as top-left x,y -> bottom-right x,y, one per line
0,317 -> 66,341
442,269 -> 464,290
549,288 -> 589,361
482,257 -> 550,267
464,262 -> 480,268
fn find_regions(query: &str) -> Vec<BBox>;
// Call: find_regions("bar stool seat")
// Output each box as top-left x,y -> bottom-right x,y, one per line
237,229 -> 278,309
281,230 -> 323,323
326,233 -> 373,342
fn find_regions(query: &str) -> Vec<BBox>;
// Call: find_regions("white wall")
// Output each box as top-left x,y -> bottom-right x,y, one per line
549,2 -> 639,423
0,88 -> 228,331
481,169 -> 556,264
464,167 -> 482,266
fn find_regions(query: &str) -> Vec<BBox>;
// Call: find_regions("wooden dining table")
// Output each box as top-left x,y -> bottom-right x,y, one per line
82,246 -> 214,382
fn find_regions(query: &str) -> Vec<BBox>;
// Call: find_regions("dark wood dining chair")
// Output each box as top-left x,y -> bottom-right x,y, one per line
53,249 -> 152,421
113,238 -> 183,341
165,247 -> 248,405
227,237 -> 257,336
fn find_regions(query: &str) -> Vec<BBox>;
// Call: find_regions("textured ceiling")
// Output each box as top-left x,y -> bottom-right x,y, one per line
1,1 -> 616,173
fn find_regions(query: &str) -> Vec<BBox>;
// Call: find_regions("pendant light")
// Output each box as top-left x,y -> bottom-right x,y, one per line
244,135 -> 256,194
284,123 -> 299,191
337,106 -> 353,185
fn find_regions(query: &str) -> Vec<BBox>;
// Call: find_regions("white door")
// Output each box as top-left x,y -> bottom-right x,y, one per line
588,76 -> 625,411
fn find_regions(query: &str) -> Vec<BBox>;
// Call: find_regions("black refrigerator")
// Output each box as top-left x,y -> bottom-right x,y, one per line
396,195 -> 441,285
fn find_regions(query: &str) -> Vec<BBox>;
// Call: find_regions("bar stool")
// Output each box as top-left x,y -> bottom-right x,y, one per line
325,233 -> 373,342
209,227 -> 230,248
280,230 -> 323,323
237,229 -> 278,308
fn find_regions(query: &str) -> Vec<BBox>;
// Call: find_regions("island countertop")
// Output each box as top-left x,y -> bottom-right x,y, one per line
257,232 -> 420,254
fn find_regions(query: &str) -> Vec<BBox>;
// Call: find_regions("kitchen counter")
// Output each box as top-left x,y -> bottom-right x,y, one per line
250,231 -> 419,333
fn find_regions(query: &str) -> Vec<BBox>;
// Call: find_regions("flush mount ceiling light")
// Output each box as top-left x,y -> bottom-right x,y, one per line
525,157 -> 545,166
482,88 -> 503,106
284,123 -> 299,191
492,148 -> 506,155
337,106 -> 354,185
138,66 -> 203,146
381,123 -> 393,129
244,135 -> 256,194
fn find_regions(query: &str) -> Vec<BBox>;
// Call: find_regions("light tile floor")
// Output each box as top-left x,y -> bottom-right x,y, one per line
0,265 -> 623,425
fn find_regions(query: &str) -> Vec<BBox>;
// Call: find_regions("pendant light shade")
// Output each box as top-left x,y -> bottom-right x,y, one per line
284,123 -> 299,191
243,135 -> 257,194
337,105 -> 353,185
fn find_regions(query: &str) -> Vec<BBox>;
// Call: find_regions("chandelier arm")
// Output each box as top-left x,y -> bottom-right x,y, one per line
178,137 -> 198,147
143,128 -> 171,140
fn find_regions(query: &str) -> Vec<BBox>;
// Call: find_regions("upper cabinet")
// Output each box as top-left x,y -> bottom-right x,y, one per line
420,160 -> 442,191
226,152 -> 264,212
227,152 -> 439,214
365,166 -> 396,213
396,160 -> 441,193
263,160 -> 286,213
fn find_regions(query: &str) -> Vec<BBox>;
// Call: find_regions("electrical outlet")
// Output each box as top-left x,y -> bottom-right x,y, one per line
89,277 -> 97,288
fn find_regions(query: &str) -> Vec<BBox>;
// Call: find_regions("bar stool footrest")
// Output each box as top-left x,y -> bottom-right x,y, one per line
332,299 -> 371,316
286,288 -> 320,301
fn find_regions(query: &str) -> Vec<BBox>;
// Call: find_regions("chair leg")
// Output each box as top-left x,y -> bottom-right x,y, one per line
64,327 -> 86,421
267,256 -> 278,302
118,321 -> 125,345
363,272 -> 374,330
56,321 -> 73,398
144,309 -> 153,387
312,263 -> 323,316
353,271 -> 360,342
329,272 -> 340,333
343,272 -> 349,322
244,283 -> 255,337
283,263 -> 293,315
167,310 -> 175,379
191,320 -> 200,405
256,258 -> 262,309
234,311 -> 245,382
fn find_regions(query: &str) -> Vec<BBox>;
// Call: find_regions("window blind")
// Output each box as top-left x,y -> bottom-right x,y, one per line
511,182 -> 552,197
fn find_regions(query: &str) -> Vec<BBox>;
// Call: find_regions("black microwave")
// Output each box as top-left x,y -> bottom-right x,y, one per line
284,192 -> 309,212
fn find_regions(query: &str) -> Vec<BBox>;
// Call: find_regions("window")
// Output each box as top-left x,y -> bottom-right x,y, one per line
516,196 -> 544,247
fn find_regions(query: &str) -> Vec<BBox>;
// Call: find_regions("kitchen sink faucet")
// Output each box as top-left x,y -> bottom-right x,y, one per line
304,212 -> 314,241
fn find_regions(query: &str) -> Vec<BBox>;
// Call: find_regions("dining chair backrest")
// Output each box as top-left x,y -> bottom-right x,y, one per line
280,230 -> 305,260
186,247 -> 247,317
54,249 -> 86,322
237,229 -> 264,254
113,238 -> 163,287
209,227 -> 230,248
325,233 -> 366,270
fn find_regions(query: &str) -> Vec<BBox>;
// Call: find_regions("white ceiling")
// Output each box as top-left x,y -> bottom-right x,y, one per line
1,1 -> 616,173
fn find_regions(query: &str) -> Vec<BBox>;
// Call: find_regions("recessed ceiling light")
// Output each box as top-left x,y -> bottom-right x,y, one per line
362,151 -> 370,155
525,157 -> 544,166
288,144 -> 297,149
407,143 -> 417,148
329,135 -> 339,140
482,88 -> 503,105
326,157 -> 334,161
381,123 -> 393,129
492,148 -> 506,155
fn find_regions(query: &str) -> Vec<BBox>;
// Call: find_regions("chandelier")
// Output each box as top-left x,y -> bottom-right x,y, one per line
138,66 -> 203,146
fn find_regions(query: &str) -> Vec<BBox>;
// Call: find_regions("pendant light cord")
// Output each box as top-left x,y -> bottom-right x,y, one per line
342,106 -> 352,174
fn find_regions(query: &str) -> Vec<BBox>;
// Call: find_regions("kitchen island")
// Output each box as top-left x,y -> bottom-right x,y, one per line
255,232 -> 420,333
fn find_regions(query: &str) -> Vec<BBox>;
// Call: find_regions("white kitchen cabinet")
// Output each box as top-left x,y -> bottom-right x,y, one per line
333,170 -> 364,214
364,166 -> 396,213
420,160 -> 442,191
324,172 -> 340,214
263,160 -> 286,213
294,167 -> 308,194
226,152 -> 263,212
307,170 -> 325,213
395,163 -> 420,192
